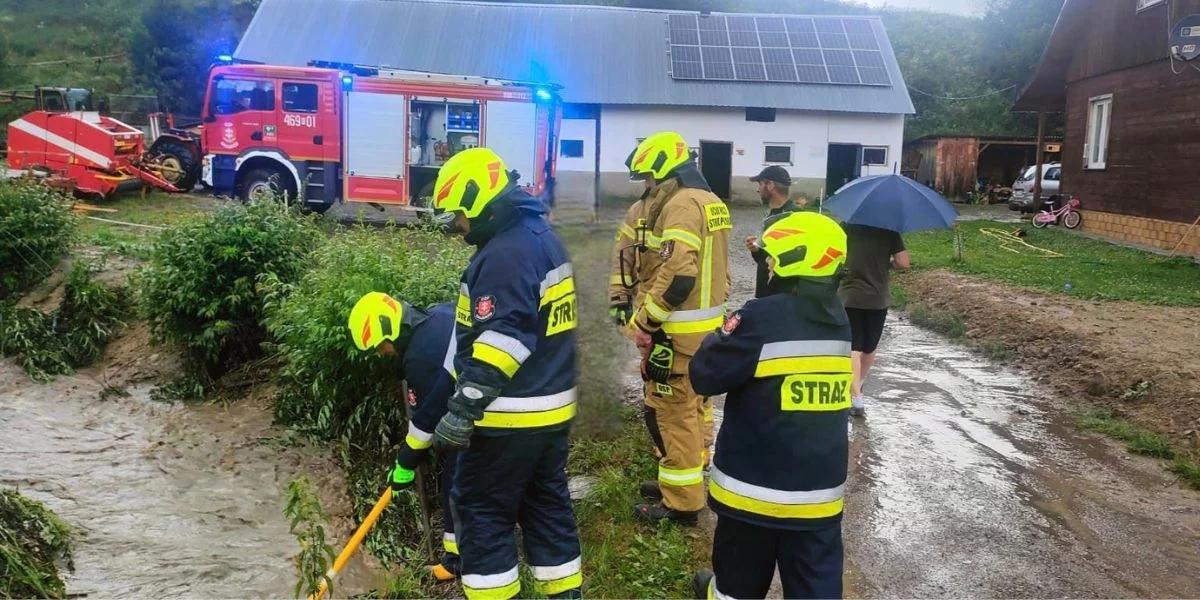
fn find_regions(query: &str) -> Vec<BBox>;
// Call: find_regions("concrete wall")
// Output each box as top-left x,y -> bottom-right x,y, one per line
554,117 -> 598,214
595,104 -> 904,204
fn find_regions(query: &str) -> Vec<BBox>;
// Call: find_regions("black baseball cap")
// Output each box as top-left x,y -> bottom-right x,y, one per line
750,165 -> 791,187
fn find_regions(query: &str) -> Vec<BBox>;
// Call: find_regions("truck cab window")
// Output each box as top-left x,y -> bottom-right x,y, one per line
283,83 -> 318,113
210,79 -> 275,115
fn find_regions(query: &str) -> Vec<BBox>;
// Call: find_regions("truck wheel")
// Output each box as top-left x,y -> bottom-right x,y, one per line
238,167 -> 296,204
147,138 -> 200,191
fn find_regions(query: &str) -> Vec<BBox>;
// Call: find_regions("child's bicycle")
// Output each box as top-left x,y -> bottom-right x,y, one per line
1032,195 -> 1082,229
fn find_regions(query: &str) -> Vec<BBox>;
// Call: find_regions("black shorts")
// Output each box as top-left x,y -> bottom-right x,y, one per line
846,307 -> 888,354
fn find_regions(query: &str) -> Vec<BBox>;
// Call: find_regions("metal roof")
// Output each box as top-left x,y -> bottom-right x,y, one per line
234,0 -> 915,115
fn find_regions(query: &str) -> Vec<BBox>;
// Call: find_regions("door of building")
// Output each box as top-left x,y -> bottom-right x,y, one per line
699,140 -> 732,200
826,143 -> 863,196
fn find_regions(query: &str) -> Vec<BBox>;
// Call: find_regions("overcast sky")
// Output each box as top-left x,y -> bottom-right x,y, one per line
859,0 -> 988,16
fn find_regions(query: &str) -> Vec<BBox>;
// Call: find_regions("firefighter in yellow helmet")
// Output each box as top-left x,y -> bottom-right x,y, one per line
431,147 -> 582,599
347,292 -> 463,581
626,131 -> 731,526
607,151 -> 656,330
689,212 -> 851,599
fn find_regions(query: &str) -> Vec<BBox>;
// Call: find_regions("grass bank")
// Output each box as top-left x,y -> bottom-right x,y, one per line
1076,408 -> 1200,490
79,192 -> 227,259
902,220 -> 1200,306
0,489 -> 73,599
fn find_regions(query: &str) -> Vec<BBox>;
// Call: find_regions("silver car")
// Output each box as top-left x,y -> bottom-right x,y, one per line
1008,163 -> 1061,212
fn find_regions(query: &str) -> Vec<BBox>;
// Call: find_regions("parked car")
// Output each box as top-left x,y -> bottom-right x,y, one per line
1008,163 -> 1061,212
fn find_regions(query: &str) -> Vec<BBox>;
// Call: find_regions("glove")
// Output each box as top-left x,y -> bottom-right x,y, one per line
644,330 -> 674,384
388,461 -> 415,492
609,302 -> 633,327
433,383 -> 499,449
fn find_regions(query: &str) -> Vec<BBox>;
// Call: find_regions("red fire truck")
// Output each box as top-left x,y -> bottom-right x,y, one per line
152,61 -> 562,214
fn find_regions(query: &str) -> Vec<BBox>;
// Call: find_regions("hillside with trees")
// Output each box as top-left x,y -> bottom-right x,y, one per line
0,0 -> 1061,139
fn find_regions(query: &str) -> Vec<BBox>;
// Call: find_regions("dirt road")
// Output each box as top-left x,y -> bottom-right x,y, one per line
711,204 -> 1200,597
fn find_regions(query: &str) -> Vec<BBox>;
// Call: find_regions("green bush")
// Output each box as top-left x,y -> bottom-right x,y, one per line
0,489 -> 73,599
0,180 -> 77,299
263,224 -> 469,446
136,200 -> 321,380
0,261 -> 128,382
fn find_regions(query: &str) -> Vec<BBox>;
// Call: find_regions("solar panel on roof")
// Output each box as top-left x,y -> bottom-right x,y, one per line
666,14 -> 891,86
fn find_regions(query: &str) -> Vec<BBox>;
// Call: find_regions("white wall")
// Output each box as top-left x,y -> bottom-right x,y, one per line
557,118 -> 596,173
596,104 -> 905,199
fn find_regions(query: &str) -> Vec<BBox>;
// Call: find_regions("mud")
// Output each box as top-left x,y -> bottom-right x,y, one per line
900,270 -> 1200,448
0,324 -> 379,597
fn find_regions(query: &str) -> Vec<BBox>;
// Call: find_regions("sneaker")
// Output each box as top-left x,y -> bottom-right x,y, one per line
633,502 -> 700,526
850,394 -> 866,418
639,480 -> 663,500
691,569 -> 714,599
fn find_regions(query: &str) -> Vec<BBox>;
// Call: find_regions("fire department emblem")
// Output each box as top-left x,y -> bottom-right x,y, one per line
474,295 -> 496,321
406,386 -> 418,407
721,312 -> 742,335
220,122 -> 239,150
659,241 -> 675,260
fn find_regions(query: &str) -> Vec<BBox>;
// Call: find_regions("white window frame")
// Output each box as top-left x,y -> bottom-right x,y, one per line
763,142 -> 793,166
862,146 -> 889,167
1084,94 -> 1113,170
1136,0 -> 1164,12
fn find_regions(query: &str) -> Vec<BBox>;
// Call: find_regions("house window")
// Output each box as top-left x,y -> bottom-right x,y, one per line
745,107 -> 776,122
560,139 -> 584,158
764,143 -> 792,165
1136,0 -> 1164,12
282,83 -> 318,113
862,146 -> 888,166
1084,94 -> 1113,170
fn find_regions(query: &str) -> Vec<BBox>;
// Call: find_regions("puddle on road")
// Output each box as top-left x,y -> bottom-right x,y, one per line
0,363 -> 378,598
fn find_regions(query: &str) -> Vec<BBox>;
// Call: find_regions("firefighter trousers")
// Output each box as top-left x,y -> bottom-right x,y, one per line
451,430 -> 582,599
643,357 -> 706,512
437,448 -> 460,574
708,516 -> 843,600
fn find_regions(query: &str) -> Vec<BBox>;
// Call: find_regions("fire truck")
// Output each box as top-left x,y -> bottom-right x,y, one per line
151,61 -> 562,214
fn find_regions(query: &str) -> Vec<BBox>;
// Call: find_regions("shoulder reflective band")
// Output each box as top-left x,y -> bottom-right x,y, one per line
658,464 -> 704,487
472,331 -> 531,378
463,566 -> 520,600
456,283 -> 472,327
756,340 -> 852,378
644,233 -> 664,250
661,305 -> 726,335
617,223 -> 637,240
443,532 -> 459,555
709,466 -> 844,519
663,227 -> 702,250
532,557 -> 582,596
475,388 -> 577,429
405,422 -> 434,450
539,264 -> 574,303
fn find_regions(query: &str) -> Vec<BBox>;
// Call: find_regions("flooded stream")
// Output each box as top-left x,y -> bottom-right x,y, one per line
0,361 -> 378,598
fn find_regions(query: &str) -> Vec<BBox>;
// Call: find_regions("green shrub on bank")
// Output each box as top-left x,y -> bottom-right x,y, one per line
0,261 -> 129,382
136,200 -> 321,381
0,180 -> 77,299
0,489 -> 73,599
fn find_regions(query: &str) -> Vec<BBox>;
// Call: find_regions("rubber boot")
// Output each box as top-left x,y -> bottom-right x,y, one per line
428,563 -> 458,582
633,502 -> 699,526
692,569 -> 714,599
639,480 -> 663,500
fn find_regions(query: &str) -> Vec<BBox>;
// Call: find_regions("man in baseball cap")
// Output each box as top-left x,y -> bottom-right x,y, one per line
746,166 -> 798,298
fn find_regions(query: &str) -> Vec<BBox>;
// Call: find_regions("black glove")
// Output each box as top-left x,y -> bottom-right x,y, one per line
644,330 -> 674,384
609,302 -> 633,327
433,383 -> 499,449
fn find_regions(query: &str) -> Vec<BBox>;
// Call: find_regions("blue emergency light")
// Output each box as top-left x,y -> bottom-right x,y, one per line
535,87 -> 554,102
216,54 -> 234,63
341,75 -> 354,91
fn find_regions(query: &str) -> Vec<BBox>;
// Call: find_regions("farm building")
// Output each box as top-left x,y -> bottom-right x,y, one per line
234,0 -> 914,212
1015,0 -> 1200,256
902,135 -> 1062,200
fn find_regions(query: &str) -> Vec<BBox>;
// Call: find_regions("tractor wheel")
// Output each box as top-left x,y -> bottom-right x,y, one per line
147,138 -> 200,191
238,167 -> 296,204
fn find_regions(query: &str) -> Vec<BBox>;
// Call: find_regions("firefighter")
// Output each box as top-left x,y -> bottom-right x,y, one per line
346,292 -> 462,581
430,147 -> 582,600
689,211 -> 852,600
608,176 -> 653,329
626,131 -> 731,525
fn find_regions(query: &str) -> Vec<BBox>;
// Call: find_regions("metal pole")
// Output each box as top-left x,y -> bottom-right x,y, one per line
402,381 -> 438,564
1033,110 -> 1047,207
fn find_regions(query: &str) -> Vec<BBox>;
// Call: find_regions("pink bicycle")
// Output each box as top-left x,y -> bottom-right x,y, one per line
1032,195 -> 1082,229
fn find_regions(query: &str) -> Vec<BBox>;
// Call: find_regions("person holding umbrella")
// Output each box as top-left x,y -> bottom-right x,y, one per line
823,174 -> 957,418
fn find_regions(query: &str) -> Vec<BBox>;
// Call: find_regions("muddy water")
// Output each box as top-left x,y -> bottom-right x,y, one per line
0,362 -> 378,598
844,318 -> 1200,598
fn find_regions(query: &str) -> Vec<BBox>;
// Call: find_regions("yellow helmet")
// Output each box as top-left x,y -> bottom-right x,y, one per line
433,147 -> 512,219
347,292 -> 404,351
760,212 -> 847,279
629,131 -> 690,181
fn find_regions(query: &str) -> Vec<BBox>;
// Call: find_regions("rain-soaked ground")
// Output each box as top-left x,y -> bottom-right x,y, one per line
715,202 -> 1200,598
0,362 -> 379,598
